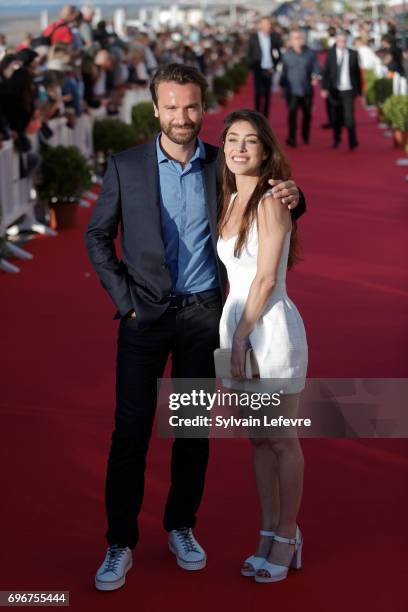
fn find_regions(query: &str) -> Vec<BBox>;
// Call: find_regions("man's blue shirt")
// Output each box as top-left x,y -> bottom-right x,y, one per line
156,134 -> 219,295
281,47 -> 321,96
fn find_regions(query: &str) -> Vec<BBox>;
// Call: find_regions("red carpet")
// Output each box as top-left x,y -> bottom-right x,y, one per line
1,79 -> 407,612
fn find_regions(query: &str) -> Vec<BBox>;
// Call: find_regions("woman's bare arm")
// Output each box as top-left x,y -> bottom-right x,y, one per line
230,195 -> 292,379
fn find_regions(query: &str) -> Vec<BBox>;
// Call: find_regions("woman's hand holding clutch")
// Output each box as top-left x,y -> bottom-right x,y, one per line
231,334 -> 248,380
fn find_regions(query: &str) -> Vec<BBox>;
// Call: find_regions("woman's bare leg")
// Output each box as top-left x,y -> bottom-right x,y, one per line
250,439 -> 280,559
261,393 -> 304,568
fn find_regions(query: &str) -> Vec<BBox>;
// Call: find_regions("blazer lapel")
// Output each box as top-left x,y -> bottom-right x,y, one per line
143,139 -> 167,263
202,144 -> 228,296
202,146 -> 219,255
255,33 -> 261,60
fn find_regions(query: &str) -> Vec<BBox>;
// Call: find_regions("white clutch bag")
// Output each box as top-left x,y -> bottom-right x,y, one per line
214,348 -> 260,379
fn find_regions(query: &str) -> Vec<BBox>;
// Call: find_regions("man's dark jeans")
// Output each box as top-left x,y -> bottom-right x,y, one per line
254,69 -> 273,118
288,94 -> 313,143
105,290 -> 222,549
330,90 -> 358,147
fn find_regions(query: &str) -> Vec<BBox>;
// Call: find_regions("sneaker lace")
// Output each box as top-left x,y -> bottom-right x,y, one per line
176,528 -> 200,554
105,545 -> 127,573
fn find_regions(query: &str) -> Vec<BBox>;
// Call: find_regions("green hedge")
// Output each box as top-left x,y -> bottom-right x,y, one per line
363,69 -> 376,106
131,102 -> 160,142
205,90 -> 217,110
364,74 -> 393,108
93,118 -> 137,155
236,61 -> 249,82
213,75 -> 234,104
226,62 -> 249,91
38,145 -> 92,201
373,78 -> 393,107
383,95 -> 408,131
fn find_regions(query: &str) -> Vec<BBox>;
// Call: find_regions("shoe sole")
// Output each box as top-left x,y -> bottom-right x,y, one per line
95,559 -> 133,591
168,542 -> 207,571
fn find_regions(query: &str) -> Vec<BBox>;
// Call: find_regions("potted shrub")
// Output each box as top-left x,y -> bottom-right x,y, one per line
213,75 -> 233,106
225,67 -> 241,93
228,62 -> 249,90
205,89 -> 218,112
38,145 -> 92,229
373,78 -> 393,120
383,95 -> 408,149
93,118 -> 137,156
131,102 -> 160,143
363,69 -> 376,106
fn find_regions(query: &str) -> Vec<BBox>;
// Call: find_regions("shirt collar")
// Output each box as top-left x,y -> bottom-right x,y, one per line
336,46 -> 348,56
156,133 -> 206,164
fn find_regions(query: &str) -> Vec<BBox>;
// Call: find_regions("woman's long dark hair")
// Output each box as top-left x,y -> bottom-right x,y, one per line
218,109 -> 301,269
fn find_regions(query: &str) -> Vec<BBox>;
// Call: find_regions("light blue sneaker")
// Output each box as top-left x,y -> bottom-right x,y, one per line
95,544 -> 133,591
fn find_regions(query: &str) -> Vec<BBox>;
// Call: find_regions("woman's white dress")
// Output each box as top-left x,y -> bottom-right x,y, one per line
217,192 -> 308,393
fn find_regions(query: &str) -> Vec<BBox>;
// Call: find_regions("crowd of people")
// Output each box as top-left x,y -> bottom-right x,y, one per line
0,4 -> 406,161
245,13 -> 407,151
0,4 -> 247,157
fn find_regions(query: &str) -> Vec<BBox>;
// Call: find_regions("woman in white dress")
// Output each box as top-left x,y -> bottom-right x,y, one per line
217,109 -> 308,583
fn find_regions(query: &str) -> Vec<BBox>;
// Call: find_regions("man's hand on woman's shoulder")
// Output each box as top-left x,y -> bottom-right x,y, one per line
268,179 -> 299,210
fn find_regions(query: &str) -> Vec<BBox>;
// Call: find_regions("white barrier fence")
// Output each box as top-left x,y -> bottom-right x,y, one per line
393,73 -> 408,96
0,139 -> 54,272
0,86 -> 151,273
46,108 -> 106,154
119,87 -> 152,124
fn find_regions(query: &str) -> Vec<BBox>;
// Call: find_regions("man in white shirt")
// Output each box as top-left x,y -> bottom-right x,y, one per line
321,32 -> 362,150
247,17 -> 282,117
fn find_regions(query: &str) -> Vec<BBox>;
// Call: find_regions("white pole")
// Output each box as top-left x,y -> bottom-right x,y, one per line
139,8 -> 148,25
169,5 -> 179,28
114,8 -> 126,38
94,6 -> 102,24
152,8 -> 161,30
40,10 -> 48,30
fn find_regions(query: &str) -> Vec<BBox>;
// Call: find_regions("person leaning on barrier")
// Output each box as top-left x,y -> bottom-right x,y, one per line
0,54 -> 18,147
1,50 -> 38,159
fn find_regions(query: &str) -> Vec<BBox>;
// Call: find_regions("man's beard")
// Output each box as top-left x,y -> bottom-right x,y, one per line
160,119 -> 202,145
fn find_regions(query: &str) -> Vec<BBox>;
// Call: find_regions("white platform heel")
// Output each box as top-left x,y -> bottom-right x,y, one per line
255,526 -> 302,583
241,530 -> 276,577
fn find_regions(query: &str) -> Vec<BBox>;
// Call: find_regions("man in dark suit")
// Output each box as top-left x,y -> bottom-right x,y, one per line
247,17 -> 282,117
86,63 -> 306,590
321,32 -> 362,150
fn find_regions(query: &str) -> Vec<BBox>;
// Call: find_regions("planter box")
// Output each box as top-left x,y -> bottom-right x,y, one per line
49,201 -> 79,230
393,130 -> 408,150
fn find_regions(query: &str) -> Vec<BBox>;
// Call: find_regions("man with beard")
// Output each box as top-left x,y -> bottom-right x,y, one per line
86,64 -> 305,590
